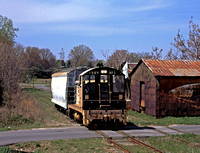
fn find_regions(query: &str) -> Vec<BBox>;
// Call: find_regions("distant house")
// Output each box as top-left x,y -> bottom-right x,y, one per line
130,59 -> 200,117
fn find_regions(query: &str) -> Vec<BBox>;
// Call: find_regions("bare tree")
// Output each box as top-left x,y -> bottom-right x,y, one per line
169,17 -> 200,60
138,51 -> 153,60
0,16 -> 24,105
106,50 -> 130,69
101,49 -> 110,62
105,49 -> 154,69
40,48 -> 56,69
24,46 -> 56,79
68,45 -> 94,67
25,46 -> 41,68
151,47 -> 163,59
0,44 -> 26,104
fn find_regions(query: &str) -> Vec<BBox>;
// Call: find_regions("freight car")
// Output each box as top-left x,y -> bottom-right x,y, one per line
51,66 -> 127,127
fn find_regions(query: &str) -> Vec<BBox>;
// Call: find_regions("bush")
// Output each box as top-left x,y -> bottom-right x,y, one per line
0,80 -> 3,106
0,146 -> 12,153
0,90 -> 43,127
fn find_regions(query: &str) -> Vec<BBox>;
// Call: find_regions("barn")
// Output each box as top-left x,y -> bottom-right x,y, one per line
130,59 -> 200,117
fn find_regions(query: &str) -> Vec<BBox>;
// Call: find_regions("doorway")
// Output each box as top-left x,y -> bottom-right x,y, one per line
140,81 -> 145,113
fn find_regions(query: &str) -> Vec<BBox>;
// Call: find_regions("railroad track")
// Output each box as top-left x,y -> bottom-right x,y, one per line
96,130 -> 163,153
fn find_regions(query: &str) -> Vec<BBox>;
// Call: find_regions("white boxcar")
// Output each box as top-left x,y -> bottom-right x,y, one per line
51,68 -> 87,109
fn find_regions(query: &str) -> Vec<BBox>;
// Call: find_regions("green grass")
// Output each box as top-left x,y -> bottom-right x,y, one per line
9,138 -> 117,153
0,86 -> 74,131
25,78 -> 200,128
0,146 -> 12,153
141,134 -> 200,153
127,110 -> 200,126
119,134 -> 200,153
33,79 -> 51,87
8,134 -> 200,153
1,79 -> 200,152
23,87 -> 74,128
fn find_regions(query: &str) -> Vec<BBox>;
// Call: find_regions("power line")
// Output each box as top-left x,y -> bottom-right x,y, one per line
58,48 -> 65,60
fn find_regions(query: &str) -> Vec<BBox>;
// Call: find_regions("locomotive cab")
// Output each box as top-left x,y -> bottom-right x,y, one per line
82,70 -> 126,110
70,67 -> 127,126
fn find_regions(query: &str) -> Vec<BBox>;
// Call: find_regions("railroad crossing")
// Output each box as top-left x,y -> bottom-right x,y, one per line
0,125 -> 200,146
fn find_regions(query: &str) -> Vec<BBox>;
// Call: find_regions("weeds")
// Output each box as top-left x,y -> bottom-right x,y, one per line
0,146 -> 12,153
127,110 -> 200,126
0,90 -> 43,128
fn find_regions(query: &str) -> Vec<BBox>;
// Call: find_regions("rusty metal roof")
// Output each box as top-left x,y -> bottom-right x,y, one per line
128,63 -> 137,74
143,59 -> 200,76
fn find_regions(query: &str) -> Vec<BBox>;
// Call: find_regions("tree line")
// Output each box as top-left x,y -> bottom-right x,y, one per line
66,17 -> 200,69
0,15 -> 58,106
0,15 -> 200,106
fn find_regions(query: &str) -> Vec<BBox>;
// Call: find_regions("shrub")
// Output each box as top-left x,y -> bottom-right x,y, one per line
0,90 -> 43,127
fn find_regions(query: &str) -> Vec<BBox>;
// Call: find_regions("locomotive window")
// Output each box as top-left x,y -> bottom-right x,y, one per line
100,75 -> 108,83
101,70 -> 107,74
68,77 -> 74,86
75,70 -> 83,81
113,75 -> 124,92
90,75 -> 95,83
84,75 -> 96,93
83,75 -> 89,84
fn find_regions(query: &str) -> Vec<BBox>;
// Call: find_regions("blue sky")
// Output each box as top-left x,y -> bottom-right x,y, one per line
0,0 -> 200,60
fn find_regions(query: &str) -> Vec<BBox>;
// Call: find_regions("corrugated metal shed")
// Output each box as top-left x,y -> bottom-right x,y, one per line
143,59 -> 200,76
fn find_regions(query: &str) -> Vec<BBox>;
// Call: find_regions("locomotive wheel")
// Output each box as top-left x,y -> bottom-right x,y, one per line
66,110 -> 69,116
68,109 -> 74,119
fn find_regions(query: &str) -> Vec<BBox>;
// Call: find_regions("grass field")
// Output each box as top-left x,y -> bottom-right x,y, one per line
0,84 -> 75,131
7,138 -> 117,153
120,133 -> 200,153
22,86 -> 76,128
32,78 -> 51,85
1,133 -> 200,153
1,78 -> 200,152
23,80 -> 200,129
127,110 -> 200,127
2,78 -> 200,130
34,79 -> 51,87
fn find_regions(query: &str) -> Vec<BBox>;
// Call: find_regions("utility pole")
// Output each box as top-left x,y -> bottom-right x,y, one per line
58,48 -> 65,68
58,48 -> 65,60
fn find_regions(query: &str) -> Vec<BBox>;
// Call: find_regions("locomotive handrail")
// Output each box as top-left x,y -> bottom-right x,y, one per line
98,84 -> 101,104
109,83 -> 112,104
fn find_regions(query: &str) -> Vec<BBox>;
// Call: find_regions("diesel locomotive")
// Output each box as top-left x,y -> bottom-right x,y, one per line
51,66 -> 126,127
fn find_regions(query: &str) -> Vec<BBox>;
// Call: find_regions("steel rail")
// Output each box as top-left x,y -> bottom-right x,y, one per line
175,138 -> 200,148
128,136 -> 163,153
95,131 -> 131,153
118,131 -> 163,153
96,130 -> 164,153
106,138 -> 131,153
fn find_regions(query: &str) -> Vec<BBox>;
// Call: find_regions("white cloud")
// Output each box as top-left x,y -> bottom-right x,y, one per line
44,24 -> 137,36
0,0 -> 107,23
0,0 -> 172,36
0,0 -> 169,23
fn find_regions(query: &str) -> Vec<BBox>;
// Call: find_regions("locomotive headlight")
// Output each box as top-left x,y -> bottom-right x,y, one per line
119,94 -> 123,100
85,94 -> 89,100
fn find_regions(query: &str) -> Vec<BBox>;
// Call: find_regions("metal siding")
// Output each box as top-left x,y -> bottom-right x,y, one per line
51,75 -> 67,108
143,59 -> 200,77
131,59 -> 200,117
130,62 -> 157,116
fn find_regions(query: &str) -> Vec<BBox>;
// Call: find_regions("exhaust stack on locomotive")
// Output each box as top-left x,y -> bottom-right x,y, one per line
51,66 -> 127,127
